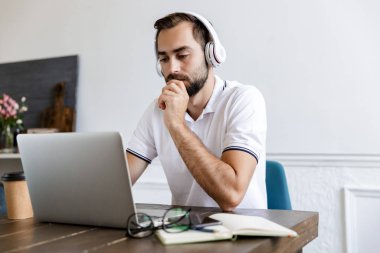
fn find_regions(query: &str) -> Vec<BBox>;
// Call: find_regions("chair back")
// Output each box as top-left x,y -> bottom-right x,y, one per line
0,184 -> 6,215
266,160 -> 292,210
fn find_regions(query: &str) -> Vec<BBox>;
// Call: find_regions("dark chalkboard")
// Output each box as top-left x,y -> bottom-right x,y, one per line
0,55 -> 78,129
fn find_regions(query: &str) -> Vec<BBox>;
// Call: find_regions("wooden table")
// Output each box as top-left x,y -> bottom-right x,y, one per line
0,204 -> 318,253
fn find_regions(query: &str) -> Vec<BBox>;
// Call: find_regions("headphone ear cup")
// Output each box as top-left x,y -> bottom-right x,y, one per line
204,42 -> 213,67
156,60 -> 163,77
213,43 -> 226,65
206,42 -> 220,68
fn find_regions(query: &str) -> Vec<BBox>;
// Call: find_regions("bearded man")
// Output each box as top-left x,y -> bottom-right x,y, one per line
126,12 -> 267,211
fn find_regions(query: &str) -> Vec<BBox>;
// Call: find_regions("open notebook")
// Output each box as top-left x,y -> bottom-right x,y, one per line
155,213 -> 298,245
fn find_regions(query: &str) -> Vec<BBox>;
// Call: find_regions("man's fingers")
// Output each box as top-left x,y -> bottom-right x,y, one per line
158,88 -> 185,110
158,91 -> 175,110
158,95 -> 166,110
158,79 -> 189,111
165,80 -> 187,93
159,101 -> 166,110
162,89 -> 176,96
175,80 -> 187,91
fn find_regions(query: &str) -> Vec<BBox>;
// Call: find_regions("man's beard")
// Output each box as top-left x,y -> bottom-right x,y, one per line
165,62 -> 209,97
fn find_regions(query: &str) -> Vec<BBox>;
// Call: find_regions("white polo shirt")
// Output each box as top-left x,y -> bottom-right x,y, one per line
128,75 -> 267,209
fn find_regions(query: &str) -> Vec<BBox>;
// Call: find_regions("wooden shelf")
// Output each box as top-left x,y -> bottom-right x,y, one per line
0,153 -> 21,159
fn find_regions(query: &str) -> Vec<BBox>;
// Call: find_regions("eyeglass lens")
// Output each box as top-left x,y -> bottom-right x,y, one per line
126,213 -> 154,238
163,208 -> 191,233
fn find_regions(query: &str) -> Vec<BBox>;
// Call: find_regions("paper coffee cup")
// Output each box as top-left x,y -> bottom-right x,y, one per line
1,171 -> 33,219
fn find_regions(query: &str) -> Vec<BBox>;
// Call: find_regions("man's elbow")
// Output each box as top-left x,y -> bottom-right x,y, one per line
218,191 -> 244,212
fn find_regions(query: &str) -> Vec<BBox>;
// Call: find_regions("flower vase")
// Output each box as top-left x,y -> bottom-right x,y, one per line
0,125 -> 14,153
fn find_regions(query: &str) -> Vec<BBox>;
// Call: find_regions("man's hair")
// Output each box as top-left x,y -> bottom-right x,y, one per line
154,12 -> 211,56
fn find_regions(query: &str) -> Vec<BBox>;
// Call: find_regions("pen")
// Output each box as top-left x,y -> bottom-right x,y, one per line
192,227 -> 217,233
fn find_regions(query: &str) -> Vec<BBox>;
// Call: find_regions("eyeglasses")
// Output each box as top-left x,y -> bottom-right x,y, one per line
126,207 -> 192,238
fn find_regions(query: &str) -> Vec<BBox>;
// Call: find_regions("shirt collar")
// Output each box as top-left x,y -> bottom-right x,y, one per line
203,75 -> 224,114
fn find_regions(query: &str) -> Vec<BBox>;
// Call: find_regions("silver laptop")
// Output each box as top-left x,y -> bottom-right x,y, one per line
17,132 -> 167,228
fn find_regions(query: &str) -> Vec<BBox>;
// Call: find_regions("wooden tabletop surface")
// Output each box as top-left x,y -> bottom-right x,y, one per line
0,204 -> 318,253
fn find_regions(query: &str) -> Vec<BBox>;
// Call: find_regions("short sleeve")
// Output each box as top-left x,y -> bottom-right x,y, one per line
127,100 -> 158,163
222,85 -> 267,162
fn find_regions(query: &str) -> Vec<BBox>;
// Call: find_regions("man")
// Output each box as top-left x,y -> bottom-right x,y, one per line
127,12 -> 267,211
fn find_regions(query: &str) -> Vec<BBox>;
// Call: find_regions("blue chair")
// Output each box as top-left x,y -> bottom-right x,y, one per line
266,160 -> 292,210
0,183 -> 6,215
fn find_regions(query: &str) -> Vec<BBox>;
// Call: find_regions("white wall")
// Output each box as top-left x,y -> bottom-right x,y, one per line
1,0 -> 379,154
1,1 -> 380,252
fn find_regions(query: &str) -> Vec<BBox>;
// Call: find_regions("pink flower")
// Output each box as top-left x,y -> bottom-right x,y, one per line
0,93 -> 28,129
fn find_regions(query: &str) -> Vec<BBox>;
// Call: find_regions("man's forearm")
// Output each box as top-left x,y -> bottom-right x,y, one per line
167,122 -> 245,210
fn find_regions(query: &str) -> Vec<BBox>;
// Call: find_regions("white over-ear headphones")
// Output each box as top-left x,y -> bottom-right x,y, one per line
156,11 -> 227,77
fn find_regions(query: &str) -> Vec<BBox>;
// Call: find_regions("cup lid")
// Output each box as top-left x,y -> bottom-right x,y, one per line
1,171 -> 26,181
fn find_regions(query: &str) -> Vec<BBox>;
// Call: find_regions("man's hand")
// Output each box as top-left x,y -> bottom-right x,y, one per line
158,80 -> 189,128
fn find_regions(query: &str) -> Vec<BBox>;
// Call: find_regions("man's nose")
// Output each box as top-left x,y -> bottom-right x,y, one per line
168,58 -> 180,74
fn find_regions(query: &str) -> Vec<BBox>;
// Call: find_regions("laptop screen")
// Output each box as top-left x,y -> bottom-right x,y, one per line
17,132 -> 137,228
